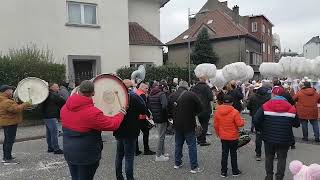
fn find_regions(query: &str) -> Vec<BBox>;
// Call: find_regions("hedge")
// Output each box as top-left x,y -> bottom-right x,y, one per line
0,45 -> 66,122
116,65 -> 197,83
0,45 -> 66,86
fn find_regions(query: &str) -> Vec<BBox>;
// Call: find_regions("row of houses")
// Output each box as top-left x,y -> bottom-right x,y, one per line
1,0 -> 290,84
0,0 -> 169,85
166,0 -> 278,75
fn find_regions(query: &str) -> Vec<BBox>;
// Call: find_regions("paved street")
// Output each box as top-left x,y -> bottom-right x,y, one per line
1,119 -> 320,180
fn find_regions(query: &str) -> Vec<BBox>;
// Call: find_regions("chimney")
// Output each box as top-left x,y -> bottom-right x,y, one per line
221,1 -> 228,7
189,17 -> 196,28
232,5 -> 240,24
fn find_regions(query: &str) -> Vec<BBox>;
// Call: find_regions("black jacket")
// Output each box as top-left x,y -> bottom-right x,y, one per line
247,87 -> 271,117
42,91 -> 65,119
63,128 -> 102,165
191,82 -> 213,113
227,88 -> 244,112
281,91 -> 295,105
253,96 -> 300,145
148,87 -> 168,123
113,91 -> 146,138
168,87 -> 202,133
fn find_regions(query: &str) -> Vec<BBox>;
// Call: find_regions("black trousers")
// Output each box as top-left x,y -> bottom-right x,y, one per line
3,125 -> 18,160
136,120 -> 150,152
255,131 -> 263,156
68,162 -> 99,180
221,140 -> 239,174
264,143 -> 289,180
197,112 -> 211,143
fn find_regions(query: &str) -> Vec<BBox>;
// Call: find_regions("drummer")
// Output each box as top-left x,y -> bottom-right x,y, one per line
61,80 -> 126,180
0,85 -> 31,165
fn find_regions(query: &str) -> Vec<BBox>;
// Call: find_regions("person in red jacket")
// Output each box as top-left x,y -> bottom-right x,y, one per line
293,81 -> 320,142
60,80 -> 126,180
214,95 -> 245,178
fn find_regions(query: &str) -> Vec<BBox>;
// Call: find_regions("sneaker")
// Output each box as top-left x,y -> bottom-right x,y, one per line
206,132 -> 212,136
256,155 -> 262,161
199,142 -> 211,146
135,150 -> 142,156
302,138 -> 308,141
155,155 -> 169,162
54,149 -> 63,154
48,149 -> 54,153
2,159 -> 20,165
174,163 -> 183,169
291,145 -> 296,149
163,153 -> 170,157
233,170 -> 242,177
190,167 -> 204,174
220,172 -> 227,178
315,139 -> 320,143
144,150 -> 156,155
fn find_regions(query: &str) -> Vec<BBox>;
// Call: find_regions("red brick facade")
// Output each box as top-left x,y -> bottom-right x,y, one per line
248,16 -> 273,62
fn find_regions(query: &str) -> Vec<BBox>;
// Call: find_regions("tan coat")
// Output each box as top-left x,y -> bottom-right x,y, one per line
0,93 -> 29,126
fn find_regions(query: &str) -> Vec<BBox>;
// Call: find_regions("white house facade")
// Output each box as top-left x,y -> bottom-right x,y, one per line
0,0 -> 169,85
128,0 -> 166,67
304,36 -> 320,59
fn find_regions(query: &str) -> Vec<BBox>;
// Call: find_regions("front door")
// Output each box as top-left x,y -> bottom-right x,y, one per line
73,61 -> 94,86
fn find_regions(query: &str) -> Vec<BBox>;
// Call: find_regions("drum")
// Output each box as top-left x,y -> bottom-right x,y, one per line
14,77 -> 49,105
93,74 -> 129,116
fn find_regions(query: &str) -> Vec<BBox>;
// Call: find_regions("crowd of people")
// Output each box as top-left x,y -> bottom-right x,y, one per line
0,74 -> 320,180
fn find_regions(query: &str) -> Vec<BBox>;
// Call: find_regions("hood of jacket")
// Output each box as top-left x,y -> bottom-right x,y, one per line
65,94 -> 94,112
263,96 -> 293,113
301,88 -> 316,96
216,105 -> 235,116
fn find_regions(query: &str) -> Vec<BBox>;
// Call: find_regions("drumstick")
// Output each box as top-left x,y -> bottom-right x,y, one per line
114,91 -> 122,109
27,88 -> 32,104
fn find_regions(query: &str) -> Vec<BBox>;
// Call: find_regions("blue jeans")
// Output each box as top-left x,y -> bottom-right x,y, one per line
2,125 -> 18,160
300,119 -> 319,140
68,162 -> 99,180
44,118 -> 60,151
115,138 -> 136,180
175,131 -> 198,170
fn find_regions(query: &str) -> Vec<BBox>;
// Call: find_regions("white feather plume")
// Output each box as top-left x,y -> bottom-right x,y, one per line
222,62 -> 247,82
210,69 -> 227,89
194,63 -> 217,79
259,63 -> 284,78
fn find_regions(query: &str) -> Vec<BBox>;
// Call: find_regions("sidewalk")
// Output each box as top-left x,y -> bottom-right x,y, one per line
0,125 -> 45,144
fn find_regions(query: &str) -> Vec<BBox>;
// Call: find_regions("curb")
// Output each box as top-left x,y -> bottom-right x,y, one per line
0,135 -> 46,144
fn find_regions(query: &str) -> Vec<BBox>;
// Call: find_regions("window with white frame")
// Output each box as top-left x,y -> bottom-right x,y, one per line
67,2 -> 97,25
262,43 -> 266,53
251,22 -> 258,32
262,24 -> 266,33
268,45 -> 271,54
268,28 -> 271,36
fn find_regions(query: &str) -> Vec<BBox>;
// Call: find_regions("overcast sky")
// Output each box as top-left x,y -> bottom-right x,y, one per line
160,0 -> 320,53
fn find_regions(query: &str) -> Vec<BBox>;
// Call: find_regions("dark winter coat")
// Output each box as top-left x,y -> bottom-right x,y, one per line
148,87 -> 168,123
253,96 -> 300,145
113,90 -> 146,138
168,87 -> 202,133
191,82 -> 213,113
227,88 -> 244,112
247,87 -> 271,117
42,91 -> 65,119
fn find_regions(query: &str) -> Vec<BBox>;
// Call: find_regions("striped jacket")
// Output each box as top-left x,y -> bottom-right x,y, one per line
253,96 -> 300,145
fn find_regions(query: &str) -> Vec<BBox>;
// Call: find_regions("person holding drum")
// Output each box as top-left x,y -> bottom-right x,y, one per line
61,80 -> 126,180
0,85 -> 31,165
42,83 -> 66,154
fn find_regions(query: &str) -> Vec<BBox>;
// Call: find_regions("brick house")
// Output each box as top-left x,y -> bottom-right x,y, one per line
167,0 -> 275,74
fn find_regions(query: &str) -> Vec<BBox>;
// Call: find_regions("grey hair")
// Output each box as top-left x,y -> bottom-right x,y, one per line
79,80 -> 94,93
